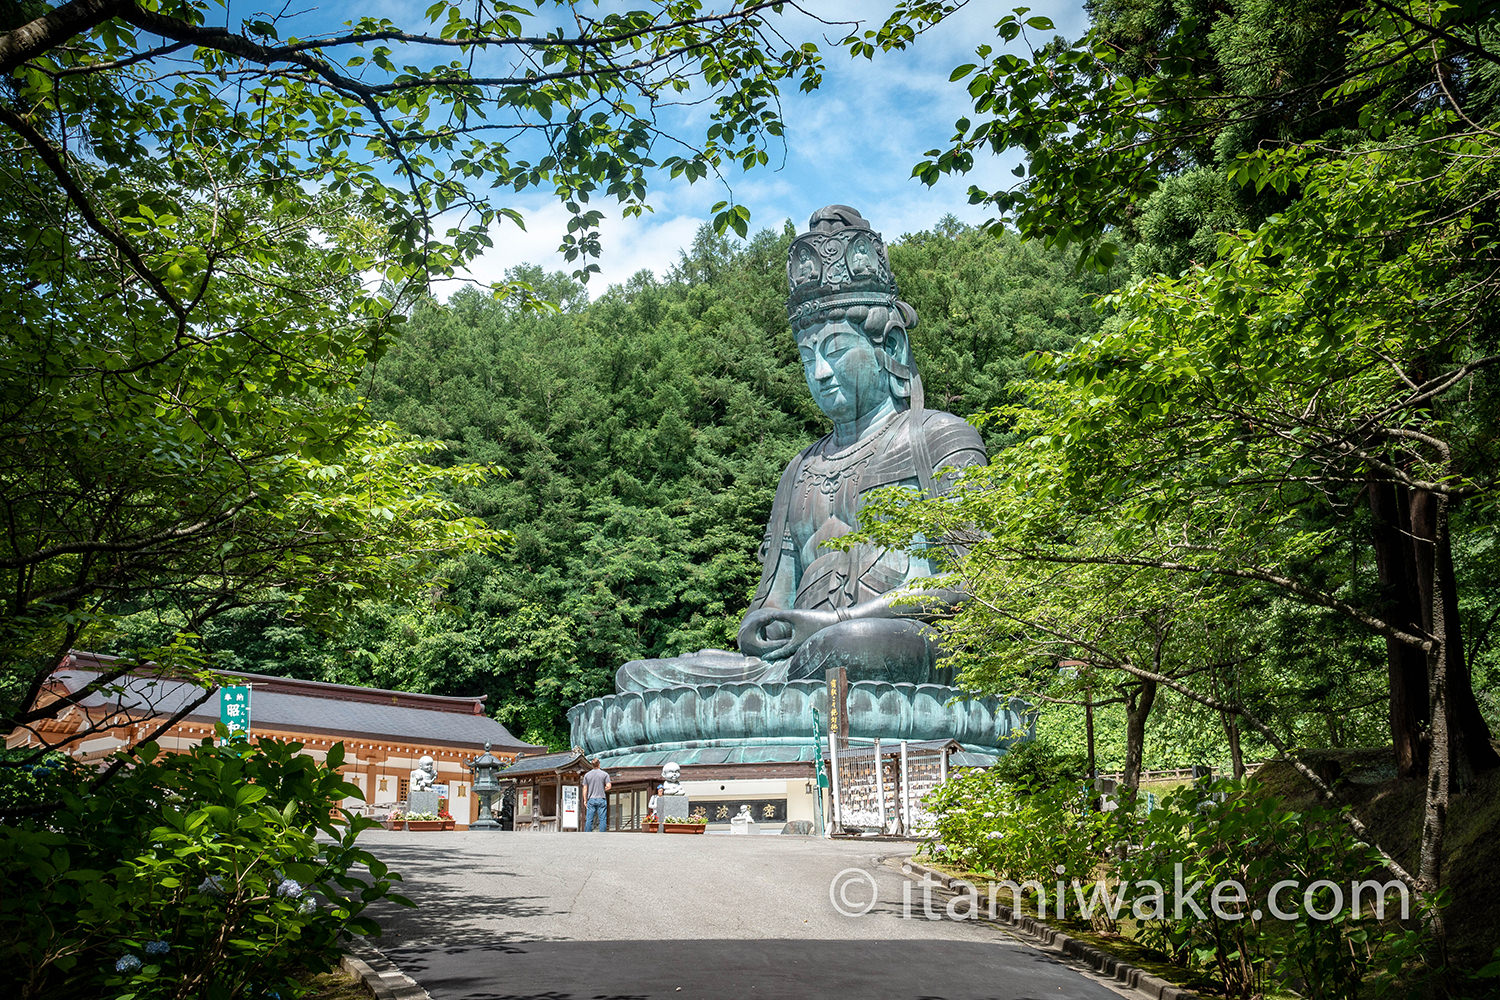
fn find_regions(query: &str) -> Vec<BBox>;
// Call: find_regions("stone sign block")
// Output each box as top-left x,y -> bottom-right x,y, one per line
408,789 -> 441,816
657,793 -> 690,820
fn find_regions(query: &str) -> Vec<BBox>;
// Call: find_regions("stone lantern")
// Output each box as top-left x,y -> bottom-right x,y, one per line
468,741 -> 504,831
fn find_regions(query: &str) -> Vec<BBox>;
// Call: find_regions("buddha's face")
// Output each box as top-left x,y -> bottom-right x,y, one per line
797,320 -> 889,424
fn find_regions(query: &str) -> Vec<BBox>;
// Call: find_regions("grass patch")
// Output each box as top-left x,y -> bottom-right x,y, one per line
301,967 -> 372,1000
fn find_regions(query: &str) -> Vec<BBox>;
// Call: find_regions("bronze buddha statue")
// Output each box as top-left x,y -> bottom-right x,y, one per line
615,205 -> 987,693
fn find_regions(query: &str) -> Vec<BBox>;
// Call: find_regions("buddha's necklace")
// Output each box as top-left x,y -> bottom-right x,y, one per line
801,411 -> 905,499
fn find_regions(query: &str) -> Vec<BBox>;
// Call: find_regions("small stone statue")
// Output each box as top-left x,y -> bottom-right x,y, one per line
410,755 -> 437,792
660,761 -> 684,796
730,804 -> 757,835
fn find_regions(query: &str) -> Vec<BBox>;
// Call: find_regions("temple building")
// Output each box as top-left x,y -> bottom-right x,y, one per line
8,650 -> 545,827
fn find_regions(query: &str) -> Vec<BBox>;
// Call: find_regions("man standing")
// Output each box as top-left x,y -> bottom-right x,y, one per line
582,759 -> 611,832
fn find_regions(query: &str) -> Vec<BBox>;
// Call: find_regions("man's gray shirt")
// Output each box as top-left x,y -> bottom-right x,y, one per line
582,767 -> 610,800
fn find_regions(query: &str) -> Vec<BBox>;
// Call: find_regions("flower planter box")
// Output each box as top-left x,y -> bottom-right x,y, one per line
636,822 -> 707,834
442,820 -> 456,830
406,820 -> 447,831
382,819 -> 406,831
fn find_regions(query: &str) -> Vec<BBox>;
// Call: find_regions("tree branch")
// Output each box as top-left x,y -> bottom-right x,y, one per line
0,105 -> 187,321
0,0 -> 130,75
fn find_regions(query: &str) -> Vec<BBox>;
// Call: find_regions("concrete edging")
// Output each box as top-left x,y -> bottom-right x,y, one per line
897,857 -> 1198,1000
340,938 -> 431,1000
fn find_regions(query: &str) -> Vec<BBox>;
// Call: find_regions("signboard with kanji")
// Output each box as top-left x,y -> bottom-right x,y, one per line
220,685 -> 251,740
695,798 -> 787,824
825,667 -> 848,739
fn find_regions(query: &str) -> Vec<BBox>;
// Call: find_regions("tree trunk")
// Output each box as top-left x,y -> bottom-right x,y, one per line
1121,678 -> 1158,793
1222,709 -> 1245,779
1408,489 -> 1499,783
1417,495 -> 1454,961
1369,478 -> 1433,777
1369,480 -> 1497,779
1429,497 -> 1499,781
1083,678 -> 1097,780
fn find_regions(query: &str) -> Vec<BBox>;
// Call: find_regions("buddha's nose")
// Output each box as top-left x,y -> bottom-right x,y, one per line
813,354 -> 833,381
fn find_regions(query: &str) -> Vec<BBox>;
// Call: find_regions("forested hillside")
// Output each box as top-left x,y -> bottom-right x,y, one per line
108,219 -> 1113,746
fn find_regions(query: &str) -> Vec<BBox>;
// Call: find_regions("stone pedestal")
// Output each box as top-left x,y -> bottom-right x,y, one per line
408,789 -> 441,816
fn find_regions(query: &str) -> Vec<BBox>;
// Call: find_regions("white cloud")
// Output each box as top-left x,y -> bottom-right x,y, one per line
435,200 -> 711,294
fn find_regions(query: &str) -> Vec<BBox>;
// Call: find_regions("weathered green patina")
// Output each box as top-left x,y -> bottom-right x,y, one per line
567,680 -> 1028,765
570,206 -> 1024,761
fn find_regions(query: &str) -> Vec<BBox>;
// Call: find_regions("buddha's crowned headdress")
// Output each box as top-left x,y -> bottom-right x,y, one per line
786,205 -> 899,324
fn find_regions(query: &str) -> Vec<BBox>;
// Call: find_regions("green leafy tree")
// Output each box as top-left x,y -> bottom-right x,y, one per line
0,0 -> 962,741
883,5 -> 1500,954
917,0 -> 1500,775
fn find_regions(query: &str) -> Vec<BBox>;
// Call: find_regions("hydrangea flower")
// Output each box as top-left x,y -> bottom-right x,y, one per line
197,875 -> 226,897
115,954 -> 142,973
298,897 -> 317,915
275,878 -> 304,899
144,940 -> 170,957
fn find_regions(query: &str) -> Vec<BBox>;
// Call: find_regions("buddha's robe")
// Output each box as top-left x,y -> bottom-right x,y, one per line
615,407 -> 985,693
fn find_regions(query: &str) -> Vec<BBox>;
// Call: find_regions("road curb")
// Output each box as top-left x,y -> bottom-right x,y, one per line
897,857 -> 1198,1000
340,938 -> 431,1000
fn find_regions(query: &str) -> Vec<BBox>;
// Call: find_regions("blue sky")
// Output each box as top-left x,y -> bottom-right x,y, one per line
273,1 -> 1088,294
452,1 -> 1091,293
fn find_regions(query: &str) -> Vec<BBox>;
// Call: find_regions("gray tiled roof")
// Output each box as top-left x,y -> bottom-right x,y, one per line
495,750 -> 590,777
54,664 -> 535,752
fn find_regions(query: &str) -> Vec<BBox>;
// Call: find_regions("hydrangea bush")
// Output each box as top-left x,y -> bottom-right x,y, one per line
0,732 -> 408,999
922,767 -> 1119,892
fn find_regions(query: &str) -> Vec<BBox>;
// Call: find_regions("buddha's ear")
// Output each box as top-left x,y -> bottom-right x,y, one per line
881,325 -> 914,402
883,325 -> 912,368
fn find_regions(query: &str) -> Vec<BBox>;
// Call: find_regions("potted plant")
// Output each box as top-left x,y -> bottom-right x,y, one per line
640,812 -> 708,834
406,810 -> 446,831
438,807 -> 455,831
383,809 -> 405,831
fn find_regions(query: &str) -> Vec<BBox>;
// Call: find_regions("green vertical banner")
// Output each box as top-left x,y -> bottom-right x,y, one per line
811,710 -> 830,789
220,685 -> 251,741
811,709 -> 827,839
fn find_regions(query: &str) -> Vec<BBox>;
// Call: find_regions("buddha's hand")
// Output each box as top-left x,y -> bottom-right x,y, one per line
738,608 -> 837,661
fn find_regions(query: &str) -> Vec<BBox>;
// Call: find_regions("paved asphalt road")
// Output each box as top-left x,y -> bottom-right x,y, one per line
360,830 -> 1135,1000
